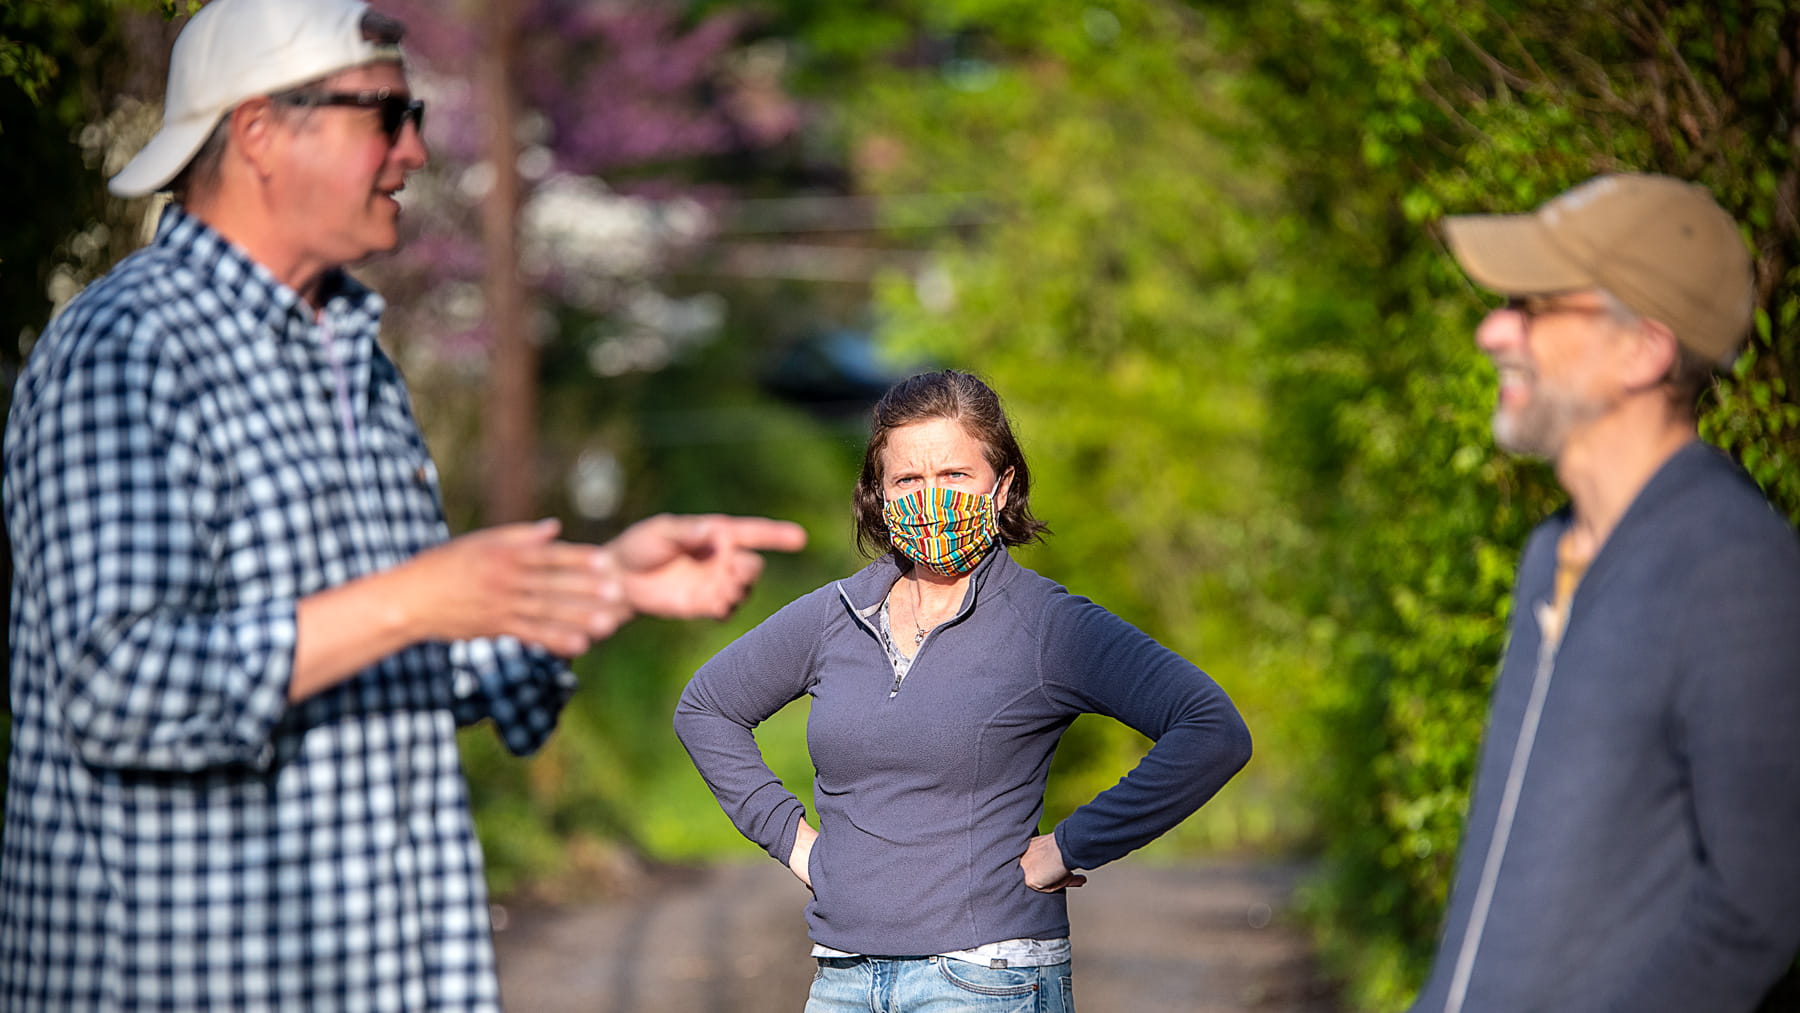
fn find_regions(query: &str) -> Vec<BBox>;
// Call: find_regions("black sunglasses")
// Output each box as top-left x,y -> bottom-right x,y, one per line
275,87 -> 424,141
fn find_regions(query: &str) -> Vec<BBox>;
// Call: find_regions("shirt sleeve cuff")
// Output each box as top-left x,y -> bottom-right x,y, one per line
450,637 -> 578,755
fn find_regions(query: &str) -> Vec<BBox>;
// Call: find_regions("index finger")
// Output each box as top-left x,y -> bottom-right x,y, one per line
713,516 -> 808,553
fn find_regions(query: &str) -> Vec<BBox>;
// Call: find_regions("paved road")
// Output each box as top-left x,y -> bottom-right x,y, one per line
493,859 -> 1341,1012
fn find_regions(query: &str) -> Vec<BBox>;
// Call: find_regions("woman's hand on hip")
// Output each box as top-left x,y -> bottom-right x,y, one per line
1021,833 -> 1087,892
788,821 -> 818,889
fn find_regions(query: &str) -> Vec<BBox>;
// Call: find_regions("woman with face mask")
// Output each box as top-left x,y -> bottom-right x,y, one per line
674,370 -> 1251,1012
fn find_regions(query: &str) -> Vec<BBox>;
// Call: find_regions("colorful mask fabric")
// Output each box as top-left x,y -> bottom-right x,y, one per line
883,483 -> 1001,575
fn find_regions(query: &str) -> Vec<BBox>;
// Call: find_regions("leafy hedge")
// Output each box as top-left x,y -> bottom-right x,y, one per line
1223,1 -> 1800,1005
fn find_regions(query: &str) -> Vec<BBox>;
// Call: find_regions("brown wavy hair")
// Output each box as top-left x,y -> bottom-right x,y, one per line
853,370 -> 1050,560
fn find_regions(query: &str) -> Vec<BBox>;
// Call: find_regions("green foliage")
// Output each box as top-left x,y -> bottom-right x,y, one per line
0,34 -> 54,108
848,0 -> 1325,855
836,0 -> 1800,1007
1211,1 -> 1800,1007
457,0 -> 1332,893
0,0 -> 169,376
0,0 -> 171,121
443,284 -> 873,891
2,0 -> 114,345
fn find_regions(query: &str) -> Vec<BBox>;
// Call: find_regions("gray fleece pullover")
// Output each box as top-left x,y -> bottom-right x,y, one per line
1412,443 -> 1800,1012
674,549 -> 1251,956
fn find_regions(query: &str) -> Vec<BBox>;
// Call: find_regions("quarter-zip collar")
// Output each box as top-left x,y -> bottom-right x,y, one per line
834,545 -> 1022,625
835,548 -> 1023,699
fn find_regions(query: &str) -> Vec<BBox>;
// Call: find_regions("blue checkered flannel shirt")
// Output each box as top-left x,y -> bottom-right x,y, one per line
1,205 -> 576,1010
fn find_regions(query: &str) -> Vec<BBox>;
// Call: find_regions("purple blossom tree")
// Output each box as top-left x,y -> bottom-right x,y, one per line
365,0 -> 800,521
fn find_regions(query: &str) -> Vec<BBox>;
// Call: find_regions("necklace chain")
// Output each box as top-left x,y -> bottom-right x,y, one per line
911,577 -> 930,646
898,576 -> 941,648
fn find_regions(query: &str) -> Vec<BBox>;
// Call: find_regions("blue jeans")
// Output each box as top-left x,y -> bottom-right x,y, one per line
804,955 -> 1074,1012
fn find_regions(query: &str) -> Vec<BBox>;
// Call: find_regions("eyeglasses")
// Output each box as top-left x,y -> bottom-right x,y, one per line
1498,294 -> 1614,328
275,87 -> 424,142
1497,294 -> 1617,339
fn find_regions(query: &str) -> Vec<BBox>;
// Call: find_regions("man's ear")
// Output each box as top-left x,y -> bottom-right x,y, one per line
1623,316 -> 1681,393
228,97 -> 282,181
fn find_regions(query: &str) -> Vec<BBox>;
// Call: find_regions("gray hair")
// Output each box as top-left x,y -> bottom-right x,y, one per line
1600,289 -> 1719,415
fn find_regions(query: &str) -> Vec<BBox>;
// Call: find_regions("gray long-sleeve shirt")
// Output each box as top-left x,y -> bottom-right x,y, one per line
674,549 -> 1251,956
1413,442 -> 1800,1012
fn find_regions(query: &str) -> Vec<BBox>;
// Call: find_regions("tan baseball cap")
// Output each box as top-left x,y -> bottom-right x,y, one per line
1442,173 -> 1755,365
109,0 -> 402,198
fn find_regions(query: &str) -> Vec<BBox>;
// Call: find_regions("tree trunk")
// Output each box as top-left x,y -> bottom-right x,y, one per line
478,0 -> 536,524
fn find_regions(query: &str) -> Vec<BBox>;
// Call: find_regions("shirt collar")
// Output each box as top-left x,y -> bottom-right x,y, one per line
837,544 -> 1020,615
153,203 -> 386,341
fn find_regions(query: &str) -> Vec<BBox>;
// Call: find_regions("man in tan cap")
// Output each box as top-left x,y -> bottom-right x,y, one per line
0,0 -> 803,1008
1409,174 -> 1800,1012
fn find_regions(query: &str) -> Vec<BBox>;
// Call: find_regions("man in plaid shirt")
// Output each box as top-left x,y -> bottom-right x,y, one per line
0,0 -> 804,1008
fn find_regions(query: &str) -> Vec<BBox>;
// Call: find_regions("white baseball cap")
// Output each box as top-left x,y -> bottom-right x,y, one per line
109,0 -> 403,197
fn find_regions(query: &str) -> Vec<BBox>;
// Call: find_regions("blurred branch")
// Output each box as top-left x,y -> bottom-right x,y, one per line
1449,24 -> 1534,95
1628,0 -> 1721,134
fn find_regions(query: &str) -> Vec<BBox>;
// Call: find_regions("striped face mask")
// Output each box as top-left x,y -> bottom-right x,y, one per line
882,479 -> 1003,575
